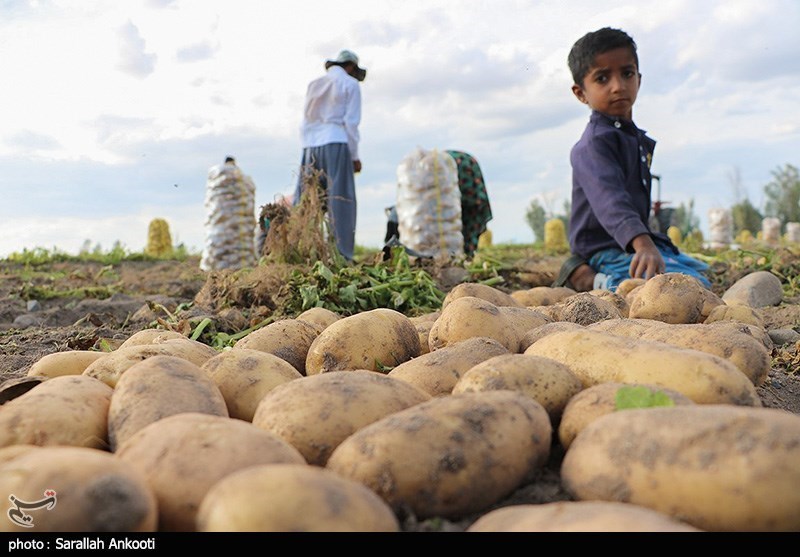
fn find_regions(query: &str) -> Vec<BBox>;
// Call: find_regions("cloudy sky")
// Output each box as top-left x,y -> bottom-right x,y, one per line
0,0 -> 798,258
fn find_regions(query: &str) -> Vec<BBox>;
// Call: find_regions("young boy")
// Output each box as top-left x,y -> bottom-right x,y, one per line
553,27 -> 711,292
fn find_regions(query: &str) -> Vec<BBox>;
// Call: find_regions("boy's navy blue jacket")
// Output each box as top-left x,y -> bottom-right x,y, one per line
568,110 -> 676,260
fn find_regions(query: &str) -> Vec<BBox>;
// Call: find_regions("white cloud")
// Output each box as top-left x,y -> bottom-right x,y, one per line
116,20 -> 157,78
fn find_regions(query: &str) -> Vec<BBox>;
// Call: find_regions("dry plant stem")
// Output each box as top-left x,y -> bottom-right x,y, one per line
262,167 -> 343,267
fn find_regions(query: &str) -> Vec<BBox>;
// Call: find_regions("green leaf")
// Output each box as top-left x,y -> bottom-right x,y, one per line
338,283 -> 358,304
299,285 -> 320,309
615,386 -> 676,410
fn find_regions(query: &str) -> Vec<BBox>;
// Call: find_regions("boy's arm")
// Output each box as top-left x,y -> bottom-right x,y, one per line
629,234 -> 665,280
571,135 -> 652,254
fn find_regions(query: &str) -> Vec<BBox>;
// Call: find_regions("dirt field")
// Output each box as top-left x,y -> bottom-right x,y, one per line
0,252 -> 798,532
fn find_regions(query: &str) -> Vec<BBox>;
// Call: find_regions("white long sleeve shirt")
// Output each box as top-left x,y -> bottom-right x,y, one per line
300,65 -> 362,161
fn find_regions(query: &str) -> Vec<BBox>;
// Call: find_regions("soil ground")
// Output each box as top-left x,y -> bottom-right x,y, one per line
0,252 -> 798,532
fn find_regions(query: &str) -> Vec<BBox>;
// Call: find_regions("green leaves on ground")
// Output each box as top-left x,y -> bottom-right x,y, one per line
284,247 -> 445,317
615,385 -> 676,410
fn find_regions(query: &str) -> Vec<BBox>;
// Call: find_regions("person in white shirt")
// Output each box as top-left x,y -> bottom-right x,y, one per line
293,49 -> 366,262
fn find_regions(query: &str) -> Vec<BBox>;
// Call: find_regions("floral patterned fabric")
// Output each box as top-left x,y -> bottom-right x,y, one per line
446,150 -> 493,256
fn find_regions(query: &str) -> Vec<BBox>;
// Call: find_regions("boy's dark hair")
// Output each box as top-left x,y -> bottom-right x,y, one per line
568,27 -> 638,87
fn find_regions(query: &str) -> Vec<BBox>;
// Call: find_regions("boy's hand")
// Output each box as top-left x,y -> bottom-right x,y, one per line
629,234 -> 665,280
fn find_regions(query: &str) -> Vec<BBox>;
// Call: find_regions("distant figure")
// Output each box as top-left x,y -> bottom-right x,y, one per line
292,49 -> 367,262
446,150 -> 493,257
553,27 -> 710,292
200,156 -> 257,271
384,205 -> 399,244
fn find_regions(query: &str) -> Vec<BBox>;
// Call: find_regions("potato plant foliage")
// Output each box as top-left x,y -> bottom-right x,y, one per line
284,247 -> 445,317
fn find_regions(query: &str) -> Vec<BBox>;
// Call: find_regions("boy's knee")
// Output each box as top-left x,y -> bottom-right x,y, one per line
569,263 -> 596,291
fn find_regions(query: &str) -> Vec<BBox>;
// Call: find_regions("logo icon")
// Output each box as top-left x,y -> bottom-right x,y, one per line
7,490 -> 57,528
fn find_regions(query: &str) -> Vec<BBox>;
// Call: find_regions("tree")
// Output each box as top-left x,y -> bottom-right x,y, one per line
524,199 -> 547,243
763,163 -> 800,228
672,199 -> 700,238
727,166 -> 763,235
730,198 -> 763,236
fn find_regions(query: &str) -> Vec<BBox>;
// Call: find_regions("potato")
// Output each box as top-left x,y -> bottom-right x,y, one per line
305,308 -> 420,374
26,350 -> 107,379
387,337 -> 509,397
526,304 -> 562,322
409,310 -> 441,324
115,413 -> 306,532
201,348 -> 303,422
588,318 -> 771,386
0,445 -> 157,532
326,390 -> 552,520
466,501 -> 701,532
234,318 -> 322,375
252,370 -> 430,465
524,328 -> 760,406
107,355 -> 228,451
442,282 -> 522,309
0,375 -> 112,450
588,289 -> 630,317
197,464 -> 400,532
628,272 -> 707,324
704,304 -> 765,327
705,320 -> 773,351
296,306 -> 341,330
547,292 -> 622,326
561,405 -> 800,531
518,322 -> 584,352
615,277 -> 645,299
624,283 -> 646,304
509,286 -> 574,307
452,353 -> 583,426
699,287 -> 726,321
428,296 -> 518,352
496,306 -> 552,350
413,319 -> 434,355
587,316 -> 653,336
83,337 -> 218,388
557,382 -> 694,450
118,328 -> 189,348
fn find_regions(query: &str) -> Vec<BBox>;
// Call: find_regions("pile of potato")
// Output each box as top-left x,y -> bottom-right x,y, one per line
1,273 -> 799,532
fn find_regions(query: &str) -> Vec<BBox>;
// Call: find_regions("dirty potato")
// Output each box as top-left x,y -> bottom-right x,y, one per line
561,405 -> 800,532
201,348 -> 303,422
387,337 -> 509,397
628,273 -> 707,324
304,308 -> 420,374
234,318 -> 322,375
326,390 -> 552,520
115,412 -> 306,532
442,282 -> 522,309
0,375 -> 112,450
251,370 -> 430,465
0,445 -> 157,532
107,355 -> 228,451
557,382 -> 694,450
525,328 -> 760,406
452,353 -> 583,426
428,296 -> 518,352
83,338 -> 218,388
196,464 -> 399,532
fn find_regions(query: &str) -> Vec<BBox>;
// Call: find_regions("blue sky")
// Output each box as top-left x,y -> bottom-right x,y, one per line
0,0 -> 798,257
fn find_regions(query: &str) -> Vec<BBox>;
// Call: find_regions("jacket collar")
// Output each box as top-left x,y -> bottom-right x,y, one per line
590,110 -> 643,135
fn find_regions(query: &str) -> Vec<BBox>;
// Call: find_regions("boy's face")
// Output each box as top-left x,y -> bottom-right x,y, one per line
572,47 -> 641,120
